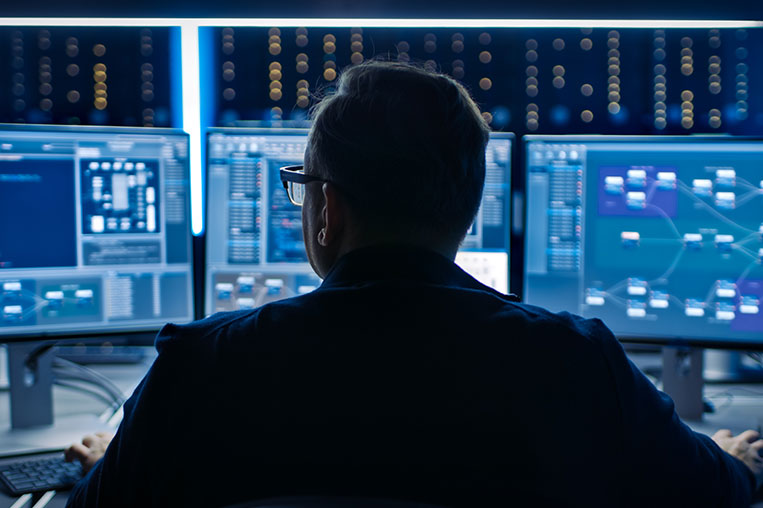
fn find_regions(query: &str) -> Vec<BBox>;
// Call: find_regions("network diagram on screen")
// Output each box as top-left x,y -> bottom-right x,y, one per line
0,126 -> 194,337
525,136 -> 763,345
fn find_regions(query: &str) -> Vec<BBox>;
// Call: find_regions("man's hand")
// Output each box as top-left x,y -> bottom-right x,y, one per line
64,432 -> 115,474
712,429 -> 763,490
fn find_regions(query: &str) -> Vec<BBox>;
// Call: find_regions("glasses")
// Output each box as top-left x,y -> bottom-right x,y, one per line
279,165 -> 330,206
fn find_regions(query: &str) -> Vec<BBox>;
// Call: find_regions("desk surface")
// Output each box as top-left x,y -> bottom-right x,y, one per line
0,347 -> 761,507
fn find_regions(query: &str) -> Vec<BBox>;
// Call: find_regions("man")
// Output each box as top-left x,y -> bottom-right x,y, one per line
66,62 -> 763,507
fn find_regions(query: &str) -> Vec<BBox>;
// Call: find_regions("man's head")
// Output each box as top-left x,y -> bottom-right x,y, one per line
301,61 -> 490,277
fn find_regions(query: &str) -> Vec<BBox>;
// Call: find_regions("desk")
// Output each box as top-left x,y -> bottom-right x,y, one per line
0,349 -> 761,508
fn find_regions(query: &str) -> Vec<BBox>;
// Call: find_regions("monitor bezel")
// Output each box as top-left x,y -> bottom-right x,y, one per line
0,123 -> 195,344
522,134 -> 763,351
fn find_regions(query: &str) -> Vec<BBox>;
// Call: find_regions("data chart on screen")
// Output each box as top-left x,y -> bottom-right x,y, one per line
524,136 -> 763,345
0,125 -> 194,338
205,129 -> 513,315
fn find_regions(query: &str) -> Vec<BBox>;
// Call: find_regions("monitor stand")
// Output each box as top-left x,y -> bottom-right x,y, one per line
661,346 -> 704,421
704,350 -> 763,383
1,341 -> 114,456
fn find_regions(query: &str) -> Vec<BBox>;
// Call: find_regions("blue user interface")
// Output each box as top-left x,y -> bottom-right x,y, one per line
0,125 -> 194,338
524,136 -> 763,346
205,129 -> 512,315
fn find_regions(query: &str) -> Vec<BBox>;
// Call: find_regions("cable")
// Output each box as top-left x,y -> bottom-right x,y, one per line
54,379 -> 119,408
52,357 -> 126,406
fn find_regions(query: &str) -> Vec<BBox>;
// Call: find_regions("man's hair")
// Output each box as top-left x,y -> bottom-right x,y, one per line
307,61 -> 490,246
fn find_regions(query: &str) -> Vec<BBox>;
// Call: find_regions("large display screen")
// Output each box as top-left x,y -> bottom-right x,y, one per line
205,128 -> 512,315
524,135 -> 763,346
0,125 -> 194,339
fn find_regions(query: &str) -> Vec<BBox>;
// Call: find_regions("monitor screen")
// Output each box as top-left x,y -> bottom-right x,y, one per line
524,135 -> 763,347
205,129 -> 512,315
0,125 -> 194,340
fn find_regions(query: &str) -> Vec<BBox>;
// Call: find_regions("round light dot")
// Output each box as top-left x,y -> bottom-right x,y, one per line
297,79 -> 309,88
66,64 -> 79,77
351,41 -> 363,52
681,48 -> 693,57
526,111 -> 539,119
654,37 -> 666,49
655,117 -> 667,129
608,91 -> 621,102
708,63 -> 721,74
268,35 -> 281,45
297,87 -> 309,98
67,90 -> 80,103
552,38 -> 565,51
736,62 -> 748,74
479,32 -> 492,45
39,98 -> 52,111
351,34 -> 363,43
525,39 -> 538,50
479,51 -> 492,64
581,84 -> 593,96
552,65 -> 565,77
424,40 -> 436,53
681,90 -> 694,101
581,110 -> 594,123
296,61 -> 308,73
654,91 -> 666,101
654,64 -> 666,74
681,101 -> 694,111
681,117 -> 694,129
736,47 -> 748,59
526,85 -> 538,97
222,42 -> 234,55
296,96 -> 309,108
479,77 -> 492,90
681,56 -> 693,65
580,38 -> 593,51
94,82 -> 107,92
324,60 -> 337,70
142,63 -> 154,72
94,89 -> 107,98
526,66 -> 538,77
39,56 -> 51,66
681,37 -> 693,48
267,27 -> 279,37
608,65 -> 620,76
269,44 -> 281,56
93,44 -> 106,57
397,41 -> 410,53
223,69 -> 235,81
654,75 -> 666,84
608,102 -> 621,114
351,52 -> 364,64
526,77 -> 538,87
608,76 -> 621,85
323,68 -> 337,81
607,39 -> 619,50
681,64 -> 693,76
142,70 -> 154,81
452,32 -> 464,42
709,55 -> 721,65
552,76 -> 565,89
296,35 -> 308,47
269,69 -> 281,81
736,90 -> 748,100
269,81 -> 282,90
654,101 -> 666,110
526,103 -> 539,112
526,118 -> 539,131
653,49 -> 666,61
323,34 -> 336,44
94,97 -> 107,110
709,82 -> 722,95
525,50 -> 538,62
39,83 -> 52,95
609,83 -> 621,92
424,60 -> 436,72
269,88 -> 282,101
94,71 -> 107,83
222,88 -> 235,101
452,67 -> 464,79
653,83 -> 665,92
581,28 -> 593,35
452,40 -> 464,53
142,90 -> 153,101
66,46 -> 79,57
322,41 -> 336,54
295,53 -> 308,63
709,116 -> 722,128
482,111 -> 493,124
709,37 -> 721,49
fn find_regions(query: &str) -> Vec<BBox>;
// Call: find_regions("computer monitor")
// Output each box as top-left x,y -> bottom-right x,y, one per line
0,125 -> 195,341
524,135 -> 763,348
205,128 -> 512,315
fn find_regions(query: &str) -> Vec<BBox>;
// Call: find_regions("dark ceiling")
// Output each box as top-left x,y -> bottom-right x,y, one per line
2,0 -> 761,20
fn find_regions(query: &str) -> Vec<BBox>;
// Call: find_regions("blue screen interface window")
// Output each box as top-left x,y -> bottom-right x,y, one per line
0,125 -> 194,338
205,129 -> 512,315
524,136 -> 763,346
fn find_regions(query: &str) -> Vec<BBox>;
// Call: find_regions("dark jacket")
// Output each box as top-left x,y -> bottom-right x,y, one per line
67,245 -> 755,507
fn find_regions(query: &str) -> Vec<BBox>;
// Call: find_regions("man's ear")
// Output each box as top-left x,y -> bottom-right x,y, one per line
318,182 -> 345,247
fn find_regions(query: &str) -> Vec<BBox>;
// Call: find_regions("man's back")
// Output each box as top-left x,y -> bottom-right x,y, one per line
66,245 -> 753,507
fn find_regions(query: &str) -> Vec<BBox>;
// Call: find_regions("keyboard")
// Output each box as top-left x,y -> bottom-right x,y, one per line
0,453 -> 82,495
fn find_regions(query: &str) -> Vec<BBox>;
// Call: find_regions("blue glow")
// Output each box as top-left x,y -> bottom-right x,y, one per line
196,27 -> 216,236
169,27 -> 183,129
